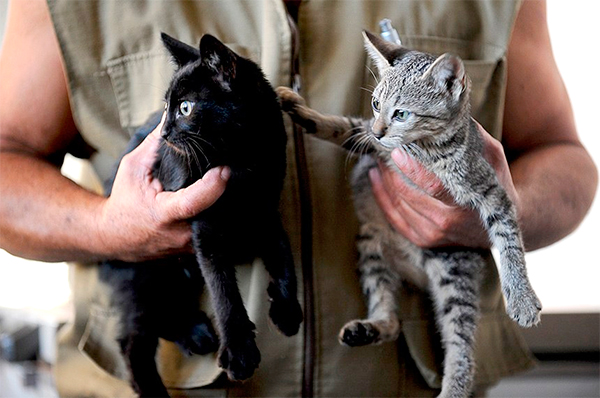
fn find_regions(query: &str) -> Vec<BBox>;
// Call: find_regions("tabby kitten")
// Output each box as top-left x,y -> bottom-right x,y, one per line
100,34 -> 302,397
277,31 -> 541,398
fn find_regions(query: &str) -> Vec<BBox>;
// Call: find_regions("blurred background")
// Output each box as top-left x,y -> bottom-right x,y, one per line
0,0 -> 598,396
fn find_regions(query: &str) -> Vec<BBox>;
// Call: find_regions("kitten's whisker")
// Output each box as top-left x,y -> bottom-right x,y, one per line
186,144 -> 200,173
182,145 -> 195,175
189,134 -> 217,151
341,126 -> 367,148
187,139 -> 209,162
366,65 -> 379,84
345,132 -> 373,171
358,134 -> 374,158
405,142 -> 425,159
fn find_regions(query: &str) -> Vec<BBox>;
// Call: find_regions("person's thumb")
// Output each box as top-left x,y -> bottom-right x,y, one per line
155,166 -> 231,222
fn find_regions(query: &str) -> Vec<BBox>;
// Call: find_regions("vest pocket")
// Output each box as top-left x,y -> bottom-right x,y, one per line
78,303 -> 130,380
106,44 -> 259,133
403,314 -> 536,389
106,51 -> 173,132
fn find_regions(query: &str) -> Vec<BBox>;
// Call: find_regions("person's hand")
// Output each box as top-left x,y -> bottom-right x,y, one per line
97,114 -> 230,262
369,122 -> 520,249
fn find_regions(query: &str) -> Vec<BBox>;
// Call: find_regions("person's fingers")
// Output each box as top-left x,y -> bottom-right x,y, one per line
125,112 -> 166,171
155,166 -> 230,222
389,148 -> 451,202
369,167 -> 429,245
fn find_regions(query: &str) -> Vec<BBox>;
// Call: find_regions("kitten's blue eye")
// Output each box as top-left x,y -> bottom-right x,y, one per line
179,100 -> 194,117
371,97 -> 381,112
392,109 -> 411,122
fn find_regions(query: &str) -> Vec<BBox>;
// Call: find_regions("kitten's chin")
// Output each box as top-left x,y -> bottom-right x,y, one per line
376,137 -> 401,152
162,138 -> 186,156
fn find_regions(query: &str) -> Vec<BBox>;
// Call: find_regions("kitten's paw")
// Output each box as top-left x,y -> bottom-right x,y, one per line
505,287 -> 542,328
275,86 -> 306,112
177,321 -> 220,356
339,320 -> 380,347
339,319 -> 401,347
269,297 -> 303,337
340,320 -> 380,346
267,283 -> 303,336
218,334 -> 261,381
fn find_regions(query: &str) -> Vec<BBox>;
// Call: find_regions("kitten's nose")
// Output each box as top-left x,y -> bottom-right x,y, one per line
372,118 -> 387,139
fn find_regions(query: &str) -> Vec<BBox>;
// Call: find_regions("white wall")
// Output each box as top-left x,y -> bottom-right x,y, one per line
524,0 -> 600,313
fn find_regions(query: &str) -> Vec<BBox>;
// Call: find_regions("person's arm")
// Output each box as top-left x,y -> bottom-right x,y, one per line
0,0 -> 229,263
370,0 -> 597,251
500,0 -> 597,250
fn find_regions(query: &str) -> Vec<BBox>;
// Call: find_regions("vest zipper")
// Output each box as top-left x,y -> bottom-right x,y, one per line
284,3 -> 315,397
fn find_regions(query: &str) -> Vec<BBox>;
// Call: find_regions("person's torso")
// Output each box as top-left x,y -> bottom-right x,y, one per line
49,1 -> 533,396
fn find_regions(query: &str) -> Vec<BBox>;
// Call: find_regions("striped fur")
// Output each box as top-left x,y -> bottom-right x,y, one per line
276,31 -> 540,398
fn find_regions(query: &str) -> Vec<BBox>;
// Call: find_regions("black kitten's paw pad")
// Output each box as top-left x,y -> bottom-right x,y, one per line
505,287 -> 542,328
218,336 -> 261,381
269,297 -> 303,337
275,86 -> 306,112
339,320 -> 381,347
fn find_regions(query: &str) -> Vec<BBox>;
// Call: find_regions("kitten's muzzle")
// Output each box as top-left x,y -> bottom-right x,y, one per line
372,118 -> 388,139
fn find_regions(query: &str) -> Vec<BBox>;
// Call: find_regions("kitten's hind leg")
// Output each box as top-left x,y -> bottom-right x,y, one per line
340,224 -> 401,346
174,310 -> 220,356
119,332 -> 169,398
170,262 -> 220,356
261,216 -> 303,337
424,250 -> 484,398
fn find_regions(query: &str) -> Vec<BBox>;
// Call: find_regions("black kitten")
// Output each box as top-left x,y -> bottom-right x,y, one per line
100,34 -> 303,397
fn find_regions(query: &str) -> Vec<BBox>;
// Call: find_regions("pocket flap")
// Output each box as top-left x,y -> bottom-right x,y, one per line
403,313 -> 536,389
106,44 -> 259,132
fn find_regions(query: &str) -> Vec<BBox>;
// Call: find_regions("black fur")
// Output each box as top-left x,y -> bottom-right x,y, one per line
99,33 -> 302,397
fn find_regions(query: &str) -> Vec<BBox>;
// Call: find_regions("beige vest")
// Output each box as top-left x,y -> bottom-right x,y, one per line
48,1 -> 534,396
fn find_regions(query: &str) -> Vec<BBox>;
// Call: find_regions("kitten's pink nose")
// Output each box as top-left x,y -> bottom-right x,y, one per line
372,118 -> 388,139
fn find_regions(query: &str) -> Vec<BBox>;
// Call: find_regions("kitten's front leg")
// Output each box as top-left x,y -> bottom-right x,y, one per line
118,333 -> 169,398
276,86 -> 369,150
192,224 -> 260,381
471,177 -> 542,327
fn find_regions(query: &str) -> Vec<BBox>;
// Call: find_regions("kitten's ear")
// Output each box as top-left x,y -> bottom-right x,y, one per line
200,34 -> 237,91
362,30 -> 410,74
161,32 -> 200,67
422,53 -> 467,101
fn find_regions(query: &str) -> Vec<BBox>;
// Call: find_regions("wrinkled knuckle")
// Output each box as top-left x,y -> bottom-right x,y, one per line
435,215 -> 453,234
389,194 -> 405,212
490,136 -> 504,153
178,196 -> 198,219
151,206 -> 169,227
389,219 -> 406,236
411,234 -> 428,248
424,228 -> 444,246
487,138 -> 506,166
119,153 -> 135,172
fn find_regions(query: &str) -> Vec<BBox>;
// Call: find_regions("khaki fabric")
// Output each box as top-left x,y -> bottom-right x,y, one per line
48,0 -> 535,397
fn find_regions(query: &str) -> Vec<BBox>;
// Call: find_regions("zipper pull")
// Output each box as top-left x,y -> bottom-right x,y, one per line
379,19 -> 402,45
292,74 -> 302,94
